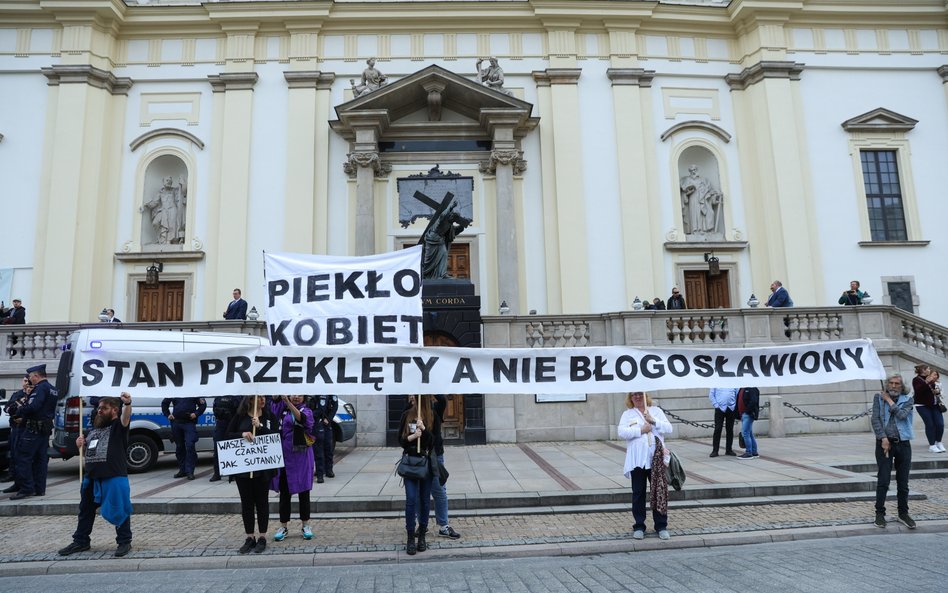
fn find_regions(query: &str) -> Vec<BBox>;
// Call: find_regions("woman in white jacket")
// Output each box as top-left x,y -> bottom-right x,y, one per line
618,391 -> 674,540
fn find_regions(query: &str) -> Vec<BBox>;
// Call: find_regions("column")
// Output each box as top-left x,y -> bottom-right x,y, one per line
340,111 -> 390,256
206,72 -> 258,313
35,65 -> 132,321
480,110 -> 528,315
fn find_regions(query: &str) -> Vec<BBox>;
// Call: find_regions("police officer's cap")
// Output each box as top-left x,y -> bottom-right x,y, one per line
26,364 -> 47,375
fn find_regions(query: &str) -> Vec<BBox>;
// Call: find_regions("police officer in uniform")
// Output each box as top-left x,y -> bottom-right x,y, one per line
209,395 -> 239,482
2,375 -> 32,490
11,364 -> 57,500
310,394 -> 338,483
161,396 -> 207,480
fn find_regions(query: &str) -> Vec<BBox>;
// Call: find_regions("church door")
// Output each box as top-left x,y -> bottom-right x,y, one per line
424,332 -> 465,442
138,281 -> 185,321
683,270 -> 731,309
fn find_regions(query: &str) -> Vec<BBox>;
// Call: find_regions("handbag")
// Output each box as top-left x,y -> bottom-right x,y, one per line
429,450 -> 449,485
396,453 -> 429,480
666,451 -> 686,491
937,397 -> 947,414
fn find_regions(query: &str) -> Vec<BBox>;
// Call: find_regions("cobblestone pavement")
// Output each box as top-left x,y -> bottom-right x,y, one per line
4,478 -> 948,563
3,533 -> 948,593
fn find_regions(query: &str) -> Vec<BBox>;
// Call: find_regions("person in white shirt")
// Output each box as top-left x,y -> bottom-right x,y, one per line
618,391 -> 674,541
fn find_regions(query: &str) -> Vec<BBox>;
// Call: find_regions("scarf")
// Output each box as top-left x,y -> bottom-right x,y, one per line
649,438 -> 669,517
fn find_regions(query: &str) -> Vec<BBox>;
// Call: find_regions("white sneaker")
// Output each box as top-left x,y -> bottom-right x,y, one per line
632,530 -> 644,540
929,445 -> 940,453
658,530 -> 671,541
937,442 -> 946,453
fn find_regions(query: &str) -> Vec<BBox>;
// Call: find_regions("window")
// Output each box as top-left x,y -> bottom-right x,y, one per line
860,150 -> 907,241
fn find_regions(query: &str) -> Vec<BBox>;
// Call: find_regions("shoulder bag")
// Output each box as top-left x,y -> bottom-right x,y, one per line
666,451 -> 686,491
396,453 -> 429,480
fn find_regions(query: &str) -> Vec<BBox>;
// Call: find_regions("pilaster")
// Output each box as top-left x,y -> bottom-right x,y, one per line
533,68 -> 589,313
208,72 -> 258,310
606,67 -> 661,305
34,65 -> 132,321
338,110 -> 391,256
728,61 -> 819,305
283,71 -> 335,253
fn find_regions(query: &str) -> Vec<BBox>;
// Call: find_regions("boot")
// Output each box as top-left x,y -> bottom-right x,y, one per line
406,530 -> 417,555
416,526 -> 427,552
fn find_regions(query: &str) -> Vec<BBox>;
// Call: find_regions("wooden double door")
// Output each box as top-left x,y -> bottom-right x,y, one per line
683,270 -> 731,309
425,332 -> 465,442
137,281 -> 185,321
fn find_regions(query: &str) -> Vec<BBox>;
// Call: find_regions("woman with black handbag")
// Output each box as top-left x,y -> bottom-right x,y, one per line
227,395 -> 278,554
398,394 -> 435,555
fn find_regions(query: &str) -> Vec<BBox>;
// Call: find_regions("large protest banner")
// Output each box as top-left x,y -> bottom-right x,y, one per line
263,247 -> 424,346
76,339 -> 885,398
216,433 -> 285,476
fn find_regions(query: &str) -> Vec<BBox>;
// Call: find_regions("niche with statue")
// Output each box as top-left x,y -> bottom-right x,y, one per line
678,147 -> 725,242
140,155 -> 188,250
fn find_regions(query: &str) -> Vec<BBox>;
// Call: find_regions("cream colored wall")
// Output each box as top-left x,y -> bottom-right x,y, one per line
3,0 -> 947,322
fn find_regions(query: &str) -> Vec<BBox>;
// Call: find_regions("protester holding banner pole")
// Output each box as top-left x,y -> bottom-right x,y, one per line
399,395 -> 435,555
618,391 -> 674,541
227,395 -> 278,554
269,395 -> 316,542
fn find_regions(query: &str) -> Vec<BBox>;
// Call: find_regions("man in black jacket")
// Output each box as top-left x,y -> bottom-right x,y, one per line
209,396 -> 239,482
161,396 -> 206,479
310,395 -> 338,482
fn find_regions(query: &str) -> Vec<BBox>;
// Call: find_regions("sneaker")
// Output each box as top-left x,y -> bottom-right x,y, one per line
239,537 -> 255,554
253,536 -> 267,553
58,542 -> 91,556
874,513 -> 887,528
737,453 -> 755,460
633,530 -> 645,540
937,443 -> 946,453
114,542 -> 131,558
658,530 -> 670,540
752,453 -> 760,458
302,525 -> 313,540
929,445 -> 940,454
273,526 -> 288,542
897,514 -> 916,529
438,525 -> 461,539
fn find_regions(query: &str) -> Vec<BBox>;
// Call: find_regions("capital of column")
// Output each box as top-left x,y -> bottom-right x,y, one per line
284,71 -> 335,90
42,65 -> 133,95
480,149 -> 526,176
343,151 -> 391,178
725,61 -> 805,91
606,68 -> 655,88
532,68 -> 582,87
208,72 -> 259,93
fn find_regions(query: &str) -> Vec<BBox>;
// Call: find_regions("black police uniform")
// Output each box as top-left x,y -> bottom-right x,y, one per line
2,386 -> 30,488
309,395 -> 338,480
161,397 -> 207,479
210,396 -> 239,481
12,377 -> 56,498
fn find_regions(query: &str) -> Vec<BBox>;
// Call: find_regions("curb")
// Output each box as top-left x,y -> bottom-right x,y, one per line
3,520 -> 946,576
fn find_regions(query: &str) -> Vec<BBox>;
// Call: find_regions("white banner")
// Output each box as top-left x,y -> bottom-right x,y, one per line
263,248 -> 424,346
216,433 -> 285,476
76,339 -> 885,397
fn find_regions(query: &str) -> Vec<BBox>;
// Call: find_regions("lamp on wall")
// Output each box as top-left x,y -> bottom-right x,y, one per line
704,251 -> 720,275
499,300 -> 510,315
145,262 -> 163,287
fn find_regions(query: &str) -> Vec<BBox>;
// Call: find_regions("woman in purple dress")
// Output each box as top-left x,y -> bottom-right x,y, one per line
269,395 -> 316,541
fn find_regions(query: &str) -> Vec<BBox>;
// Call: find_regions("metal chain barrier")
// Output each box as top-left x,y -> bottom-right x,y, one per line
781,400 -> 871,423
664,400 -> 771,429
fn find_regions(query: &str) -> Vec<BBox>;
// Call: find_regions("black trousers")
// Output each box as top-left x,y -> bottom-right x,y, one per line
711,408 -> 737,453
875,440 -> 911,515
278,469 -> 311,524
211,418 -> 230,478
235,475 -> 270,535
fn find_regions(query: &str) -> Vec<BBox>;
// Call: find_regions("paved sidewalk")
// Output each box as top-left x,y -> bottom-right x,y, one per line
2,433 -> 947,574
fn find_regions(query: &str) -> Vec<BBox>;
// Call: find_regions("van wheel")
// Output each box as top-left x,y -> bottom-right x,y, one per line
126,434 -> 159,473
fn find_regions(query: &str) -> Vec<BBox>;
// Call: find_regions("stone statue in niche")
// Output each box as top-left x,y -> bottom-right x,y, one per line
142,175 -> 187,245
475,57 -> 512,95
679,164 -> 724,240
350,58 -> 387,98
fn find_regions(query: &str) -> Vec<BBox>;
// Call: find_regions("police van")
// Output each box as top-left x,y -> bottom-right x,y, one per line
51,328 -> 356,473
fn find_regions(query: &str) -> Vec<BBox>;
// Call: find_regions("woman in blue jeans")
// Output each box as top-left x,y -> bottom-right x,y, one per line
399,394 -> 435,555
737,387 -> 760,459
